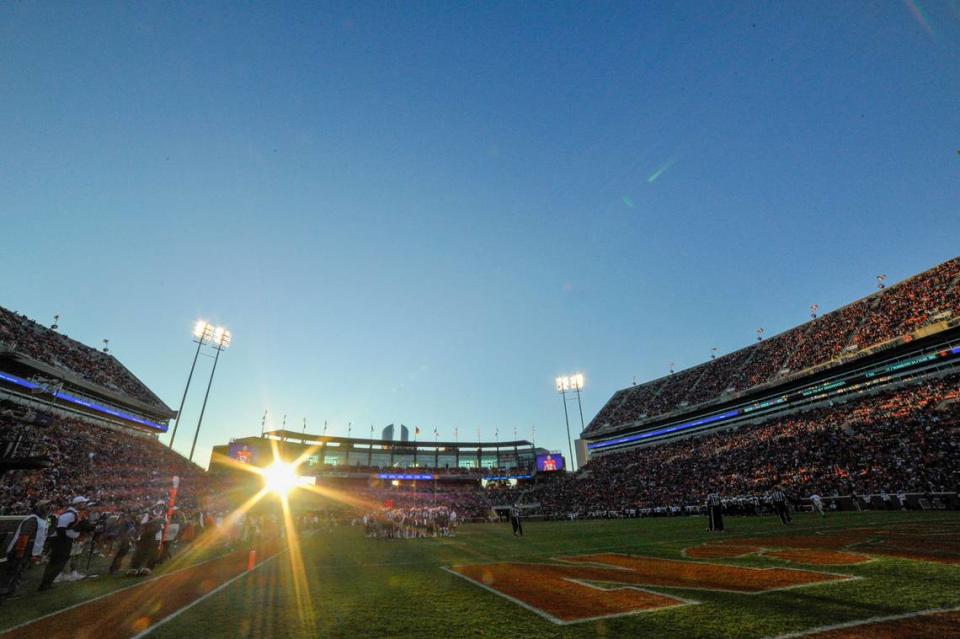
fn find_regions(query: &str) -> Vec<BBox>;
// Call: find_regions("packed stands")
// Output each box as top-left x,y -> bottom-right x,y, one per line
0,408 -> 207,516
0,306 -> 166,410
589,257 -> 960,433
532,374 -> 960,517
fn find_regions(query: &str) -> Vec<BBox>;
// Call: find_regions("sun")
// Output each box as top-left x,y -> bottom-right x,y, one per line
262,461 -> 298,497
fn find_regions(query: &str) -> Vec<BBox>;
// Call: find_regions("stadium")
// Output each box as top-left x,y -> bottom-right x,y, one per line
4,4 -> 960,638
0,256 -> 958,638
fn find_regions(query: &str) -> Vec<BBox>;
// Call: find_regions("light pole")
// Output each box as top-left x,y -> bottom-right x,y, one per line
188,325 -> 232,463
169,320 -> 214,450
555,373 -> 585,471
574,381 -> 586,436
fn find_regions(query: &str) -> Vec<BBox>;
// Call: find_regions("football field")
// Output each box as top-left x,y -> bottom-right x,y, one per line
3,511 -> 959,639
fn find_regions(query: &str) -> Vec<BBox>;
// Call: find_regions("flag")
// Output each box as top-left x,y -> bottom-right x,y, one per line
323,420 -> 328,435
415,426 -> 421,436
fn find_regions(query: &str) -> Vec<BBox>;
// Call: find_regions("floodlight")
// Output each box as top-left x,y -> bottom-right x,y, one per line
554,372 -> 586,471
193,320 -> 212,340
556,374 -> 585,392
215,328 -> 232,349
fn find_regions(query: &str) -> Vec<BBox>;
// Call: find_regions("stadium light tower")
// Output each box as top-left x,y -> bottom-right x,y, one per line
188,325 -> 232,463
555,373 -> 585,471
169,320 -> 214,450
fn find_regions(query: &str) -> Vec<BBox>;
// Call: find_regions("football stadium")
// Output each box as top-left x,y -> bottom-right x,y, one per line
3,3 -> 960,638
2,258 -> 959,637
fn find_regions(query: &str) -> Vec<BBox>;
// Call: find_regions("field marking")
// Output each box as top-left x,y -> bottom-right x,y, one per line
681,545 -> 764,559
762,604 -> 960,639
131,551 -> 282,639
0,555 -> 223,636
760,549 -> 875,566
441,565 -> 697,625
682,543 -> 876,566
555,554 -> 861,595
444,554 -> 859,624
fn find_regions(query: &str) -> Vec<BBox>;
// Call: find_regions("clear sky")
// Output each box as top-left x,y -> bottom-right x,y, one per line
1,2 -> 958,468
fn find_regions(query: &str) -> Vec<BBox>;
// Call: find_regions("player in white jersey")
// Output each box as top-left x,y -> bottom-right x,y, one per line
810,494 -> 825,517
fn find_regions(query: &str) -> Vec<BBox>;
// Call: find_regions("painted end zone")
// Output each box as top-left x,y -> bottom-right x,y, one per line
447,562 -> 689,624
448,553 -> 852,624
561,554 -> 851,592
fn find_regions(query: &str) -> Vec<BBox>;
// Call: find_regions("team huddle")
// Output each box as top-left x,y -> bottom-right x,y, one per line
360,506 -> 459,539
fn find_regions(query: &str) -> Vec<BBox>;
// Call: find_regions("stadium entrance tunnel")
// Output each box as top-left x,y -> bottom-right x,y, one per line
446,553 -> 854,624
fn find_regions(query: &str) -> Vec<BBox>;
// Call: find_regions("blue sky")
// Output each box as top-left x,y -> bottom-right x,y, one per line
1,1 -> 958,468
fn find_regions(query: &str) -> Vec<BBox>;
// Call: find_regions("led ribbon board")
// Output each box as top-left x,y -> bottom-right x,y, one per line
590,345 -> 960,452
589,409 -> 741,451
0,370 -> 168,432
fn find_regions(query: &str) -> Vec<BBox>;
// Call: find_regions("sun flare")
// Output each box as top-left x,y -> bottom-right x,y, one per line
262,461 -> 298,497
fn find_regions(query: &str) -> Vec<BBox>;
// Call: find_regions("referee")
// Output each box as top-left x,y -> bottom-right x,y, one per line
706,492 -> 724,532
768,486 -> 792,525
510,504 -> 523,537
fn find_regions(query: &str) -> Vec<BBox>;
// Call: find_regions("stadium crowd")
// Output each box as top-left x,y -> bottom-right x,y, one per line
532,375 -> 960,518
0,409 -> 206,517
0,306 -> 162,408
589,258 -> 960,433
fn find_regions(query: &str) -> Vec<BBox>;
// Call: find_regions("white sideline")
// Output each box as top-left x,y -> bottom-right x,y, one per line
763,604 -> 960,639
0,555 -> 223,635
131,551 -> 282,639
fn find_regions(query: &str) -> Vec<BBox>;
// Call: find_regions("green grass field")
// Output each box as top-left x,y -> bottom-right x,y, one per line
3,511 -> 959,638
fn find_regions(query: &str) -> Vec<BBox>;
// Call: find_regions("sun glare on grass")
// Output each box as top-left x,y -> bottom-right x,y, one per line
263,461 -> 298,497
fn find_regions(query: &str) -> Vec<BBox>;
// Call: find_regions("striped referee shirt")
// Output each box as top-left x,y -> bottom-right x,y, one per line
707,494 -> 722,507
769,490 -> 786,504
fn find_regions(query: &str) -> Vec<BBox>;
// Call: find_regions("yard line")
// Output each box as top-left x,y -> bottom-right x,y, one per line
0,555 -> 223,636
132,552 -> 282,639
763,605 -> 960,639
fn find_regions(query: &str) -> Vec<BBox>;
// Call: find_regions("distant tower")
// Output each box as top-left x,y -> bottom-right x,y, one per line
400,424 -> 410,442
381,424 -> 395,441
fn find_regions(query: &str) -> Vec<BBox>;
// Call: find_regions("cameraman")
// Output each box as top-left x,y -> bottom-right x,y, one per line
38,496 -> 93,591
